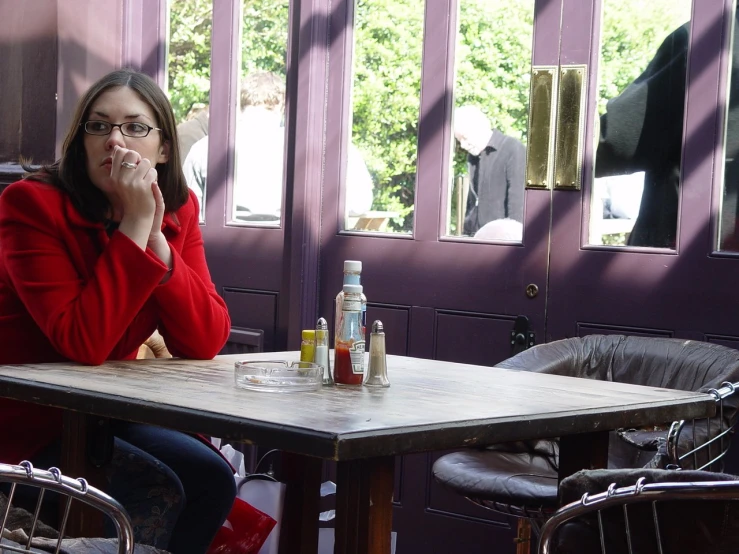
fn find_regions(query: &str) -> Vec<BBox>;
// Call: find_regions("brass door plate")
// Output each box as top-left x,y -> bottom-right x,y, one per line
554,65 -> 587,190
525,66 -> 558,190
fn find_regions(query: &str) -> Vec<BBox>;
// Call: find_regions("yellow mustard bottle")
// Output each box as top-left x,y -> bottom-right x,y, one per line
300,329 -> 316,363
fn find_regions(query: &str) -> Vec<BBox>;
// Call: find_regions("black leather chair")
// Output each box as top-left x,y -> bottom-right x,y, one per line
539,467 -> 739,554
432,336 -> 739,543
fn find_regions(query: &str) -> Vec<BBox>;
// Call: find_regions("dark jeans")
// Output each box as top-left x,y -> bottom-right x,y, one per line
15,423 -> 236,554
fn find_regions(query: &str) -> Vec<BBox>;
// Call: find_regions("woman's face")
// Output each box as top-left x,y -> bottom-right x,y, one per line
83,86 -> 169,194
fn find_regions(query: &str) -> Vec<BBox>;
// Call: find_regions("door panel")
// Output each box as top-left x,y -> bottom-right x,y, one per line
391,454 -> 514,553
435,312 -> 519,366
577,323 -> 673,339
365,305 -> 411,356
707,335 -> 739,350
222,289 -> 279,351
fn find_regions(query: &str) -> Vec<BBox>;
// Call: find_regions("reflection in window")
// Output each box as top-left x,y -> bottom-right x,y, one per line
447,0 -> 534,242
347,0 -> 425,234
231,0 -> 290,225
167,0 -> 213,221
720,11 -> 739,251
590,0 -> 691,247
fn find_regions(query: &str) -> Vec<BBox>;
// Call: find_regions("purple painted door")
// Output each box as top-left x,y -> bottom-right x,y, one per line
546,0 -> 739,346
316,0 -> 562,550
192,0 -> 329,354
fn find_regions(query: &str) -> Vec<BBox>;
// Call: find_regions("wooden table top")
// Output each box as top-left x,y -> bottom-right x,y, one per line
0,352 -> 715,460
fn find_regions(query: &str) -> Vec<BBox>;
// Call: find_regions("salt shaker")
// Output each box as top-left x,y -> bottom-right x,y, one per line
315,317 -> 333,386
364,320 -> 390,387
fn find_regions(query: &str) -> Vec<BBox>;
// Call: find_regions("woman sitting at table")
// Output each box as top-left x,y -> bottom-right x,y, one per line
0,69 -> 236,553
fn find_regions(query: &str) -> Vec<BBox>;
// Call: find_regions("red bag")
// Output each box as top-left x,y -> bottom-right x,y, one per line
207,497 -> 277,554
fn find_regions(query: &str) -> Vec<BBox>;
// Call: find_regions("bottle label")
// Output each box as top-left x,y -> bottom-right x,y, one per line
350,340 -> 365,374
343,299 -> 361,311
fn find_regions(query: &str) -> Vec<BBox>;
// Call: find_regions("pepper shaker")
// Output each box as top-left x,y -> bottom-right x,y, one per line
364,320 -> 390,387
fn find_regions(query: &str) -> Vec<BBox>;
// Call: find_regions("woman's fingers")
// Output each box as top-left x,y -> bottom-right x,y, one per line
108,148 -> 159,220
110,146 -> 142,180
133,158 -> 153,183
150,181 -> 166,235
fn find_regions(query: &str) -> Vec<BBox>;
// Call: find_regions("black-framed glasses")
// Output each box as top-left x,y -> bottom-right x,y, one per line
83,120 -> 162,138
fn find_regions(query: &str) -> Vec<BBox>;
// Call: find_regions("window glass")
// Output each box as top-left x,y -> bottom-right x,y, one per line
589,0 -> 691,248
719,10 -> 739,251
230,0 -> 290,226
345,0 -> 425,234
167,0 -> 213,222
446,0 -> 534,242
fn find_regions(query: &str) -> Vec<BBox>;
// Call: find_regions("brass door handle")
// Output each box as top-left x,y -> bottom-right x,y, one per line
553,65 -> 587,190
525,66 -> 559,190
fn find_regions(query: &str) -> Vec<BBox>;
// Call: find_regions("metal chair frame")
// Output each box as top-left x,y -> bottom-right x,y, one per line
666,381 -> 737,471
538,477 -> 739,554
0,461 -> 134,554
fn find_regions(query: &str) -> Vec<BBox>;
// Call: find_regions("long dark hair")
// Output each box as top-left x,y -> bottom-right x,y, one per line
27,69 -> 189,222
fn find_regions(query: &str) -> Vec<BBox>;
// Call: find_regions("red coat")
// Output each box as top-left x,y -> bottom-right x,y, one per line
0,179 -> 231,463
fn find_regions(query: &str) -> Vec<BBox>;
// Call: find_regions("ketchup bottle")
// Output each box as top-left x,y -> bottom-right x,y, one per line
334,284 -> 365,385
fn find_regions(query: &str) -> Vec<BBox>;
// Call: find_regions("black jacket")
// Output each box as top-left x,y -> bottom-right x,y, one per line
464,129 -> 525,235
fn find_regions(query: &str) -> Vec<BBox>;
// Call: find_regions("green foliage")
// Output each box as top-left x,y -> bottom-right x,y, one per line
166,0 -> 691,230
167,0 -> 213,122
454,0 -> 533,142
350,0 -> 425,231
241,0 -> 289,76
597,1 -> 690,114
602,232 -> 629,246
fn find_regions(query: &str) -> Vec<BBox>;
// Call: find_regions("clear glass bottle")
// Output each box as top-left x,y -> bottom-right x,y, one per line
334,284 -> 365,385
334,260 -> 367,350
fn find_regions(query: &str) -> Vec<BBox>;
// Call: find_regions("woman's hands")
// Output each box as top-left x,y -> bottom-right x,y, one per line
109,147 -> 172,277
148,182 -> 174,282
109,146 -> 157,221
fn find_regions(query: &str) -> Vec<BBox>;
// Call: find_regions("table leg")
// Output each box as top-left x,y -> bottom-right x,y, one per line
61,411 -> 107,537
557,431 -> 609,497
277,452 -> 322,554
334,456 -> 394,554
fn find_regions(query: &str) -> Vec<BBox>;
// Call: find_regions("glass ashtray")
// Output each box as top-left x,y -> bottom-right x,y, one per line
234,360 -> 323,392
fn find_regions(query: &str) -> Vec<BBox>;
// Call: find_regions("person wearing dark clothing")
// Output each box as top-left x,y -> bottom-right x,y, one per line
597,17 -> 739,249
595,22 -> 690,248
598,12 -> 739,249
454,105 -> 525,236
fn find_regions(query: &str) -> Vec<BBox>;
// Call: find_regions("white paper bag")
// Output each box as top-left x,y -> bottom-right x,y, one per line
238,477 -> 286,554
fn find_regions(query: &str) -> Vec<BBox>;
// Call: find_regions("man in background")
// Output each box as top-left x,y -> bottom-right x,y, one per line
454,105 -> 525,236
183,71 -> 285,220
